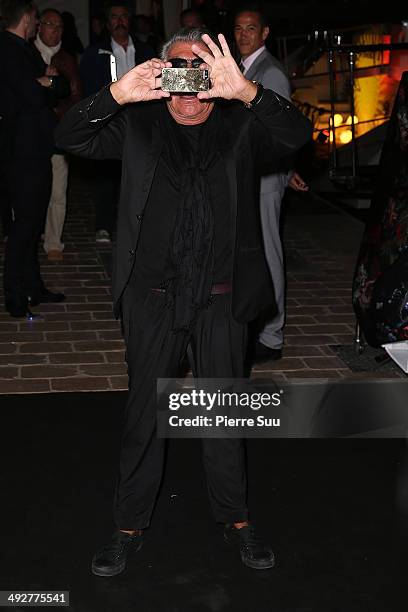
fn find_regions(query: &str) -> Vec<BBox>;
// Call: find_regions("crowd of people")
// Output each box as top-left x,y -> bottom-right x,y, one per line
0,1 -> 308,361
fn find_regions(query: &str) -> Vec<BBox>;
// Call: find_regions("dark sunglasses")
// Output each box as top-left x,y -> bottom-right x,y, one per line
168,57 -> 204,68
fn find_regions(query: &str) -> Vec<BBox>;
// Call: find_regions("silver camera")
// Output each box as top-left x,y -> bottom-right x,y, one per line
161,68 -> 210,93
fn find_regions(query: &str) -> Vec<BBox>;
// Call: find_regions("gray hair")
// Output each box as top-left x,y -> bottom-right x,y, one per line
160,27 -> 219,60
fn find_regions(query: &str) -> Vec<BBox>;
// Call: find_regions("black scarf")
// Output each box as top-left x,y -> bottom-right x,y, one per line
159,104 -> 222,332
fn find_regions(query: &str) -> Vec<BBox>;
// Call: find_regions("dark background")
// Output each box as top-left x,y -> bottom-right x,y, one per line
87,0 -> 408,36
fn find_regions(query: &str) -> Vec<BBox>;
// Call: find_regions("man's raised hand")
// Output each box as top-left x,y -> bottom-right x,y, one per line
192,34 -> 257,104
110,58 -> 171,105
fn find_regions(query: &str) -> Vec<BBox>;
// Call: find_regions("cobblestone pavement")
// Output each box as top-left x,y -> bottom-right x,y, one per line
0,176 -> 404,394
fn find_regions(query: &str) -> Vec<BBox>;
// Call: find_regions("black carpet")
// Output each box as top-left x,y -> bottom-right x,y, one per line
0,392 -> 406,612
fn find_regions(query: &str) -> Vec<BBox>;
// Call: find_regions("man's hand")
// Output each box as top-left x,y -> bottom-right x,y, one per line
288,172 -> 309,192
110,58 -> 171,105
191,33 -> 257,104
37,76 -> 53,88
46,65 -> 59,77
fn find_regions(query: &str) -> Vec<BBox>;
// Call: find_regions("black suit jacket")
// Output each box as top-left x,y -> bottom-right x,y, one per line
55,86 -> 312,322
0,31 -> 57,160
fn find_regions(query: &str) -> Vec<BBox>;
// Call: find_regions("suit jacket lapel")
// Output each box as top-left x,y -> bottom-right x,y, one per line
138,118 -> 163,211
219,112 -> 237,241
245,48 -> 268,81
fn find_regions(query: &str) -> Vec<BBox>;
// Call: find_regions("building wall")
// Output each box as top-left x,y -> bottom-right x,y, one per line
36,0 -> 89,46
134,0 -> 188,37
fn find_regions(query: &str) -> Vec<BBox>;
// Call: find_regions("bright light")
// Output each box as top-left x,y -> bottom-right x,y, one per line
333,113 -> 343,127
340,130 -> 353,144
346,115 -> 359,125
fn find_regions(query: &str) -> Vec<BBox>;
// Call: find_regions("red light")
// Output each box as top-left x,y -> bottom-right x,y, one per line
383,34 -> 391,64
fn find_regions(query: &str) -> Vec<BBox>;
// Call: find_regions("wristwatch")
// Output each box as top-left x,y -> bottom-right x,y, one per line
244,81 -> 264,109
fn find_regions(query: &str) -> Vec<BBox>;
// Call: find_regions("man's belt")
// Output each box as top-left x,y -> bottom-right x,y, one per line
150,282 -> 231,295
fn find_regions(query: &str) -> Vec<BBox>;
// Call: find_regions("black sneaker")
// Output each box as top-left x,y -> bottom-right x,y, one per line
5,295 -> 31,318
224,524 -> 275,570
91,531 -> 143,577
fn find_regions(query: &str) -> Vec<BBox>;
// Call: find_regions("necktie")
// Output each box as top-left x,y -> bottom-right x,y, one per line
239,61 -> 245,74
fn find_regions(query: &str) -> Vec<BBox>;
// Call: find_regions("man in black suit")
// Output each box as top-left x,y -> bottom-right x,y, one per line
0,0 -> 65,317
56,28 -> 311,575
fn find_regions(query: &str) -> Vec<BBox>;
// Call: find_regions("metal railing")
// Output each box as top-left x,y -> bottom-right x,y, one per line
276,25 -> 368,77
327,42 -> 408,185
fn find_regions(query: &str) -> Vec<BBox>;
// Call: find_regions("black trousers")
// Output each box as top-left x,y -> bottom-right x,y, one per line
0,163 -> 12,238
114,285 -> 249,530
3,158 -> 52,298
87,160 -> 120,235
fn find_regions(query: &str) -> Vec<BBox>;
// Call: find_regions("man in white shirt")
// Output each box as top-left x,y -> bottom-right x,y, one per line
109,5 -> 135,79
80,3 -> 154,243
80,3 -> 154,101
234,6 -> 309,363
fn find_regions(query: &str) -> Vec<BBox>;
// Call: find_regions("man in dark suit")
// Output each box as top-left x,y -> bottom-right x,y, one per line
56,28 -> 311,576
80,2 -> 154,244
0,0 -> 65,317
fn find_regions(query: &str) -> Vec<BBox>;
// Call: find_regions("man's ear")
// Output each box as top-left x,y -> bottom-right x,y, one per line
261,26 -> 270,43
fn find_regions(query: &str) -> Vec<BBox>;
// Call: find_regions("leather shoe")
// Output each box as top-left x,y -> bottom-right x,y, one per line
5,295 -> 32,318
28,289 -> 66,307
224,524 -> 275,570
254,341 -> 282,364
92,530 -> 143,577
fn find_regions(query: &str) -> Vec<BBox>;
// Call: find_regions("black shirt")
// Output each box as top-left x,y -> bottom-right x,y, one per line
131,120 -> 233,288
0,31 -> 57,160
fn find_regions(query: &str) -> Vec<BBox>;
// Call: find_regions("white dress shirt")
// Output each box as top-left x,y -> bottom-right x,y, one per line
111,36 -> 136,79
